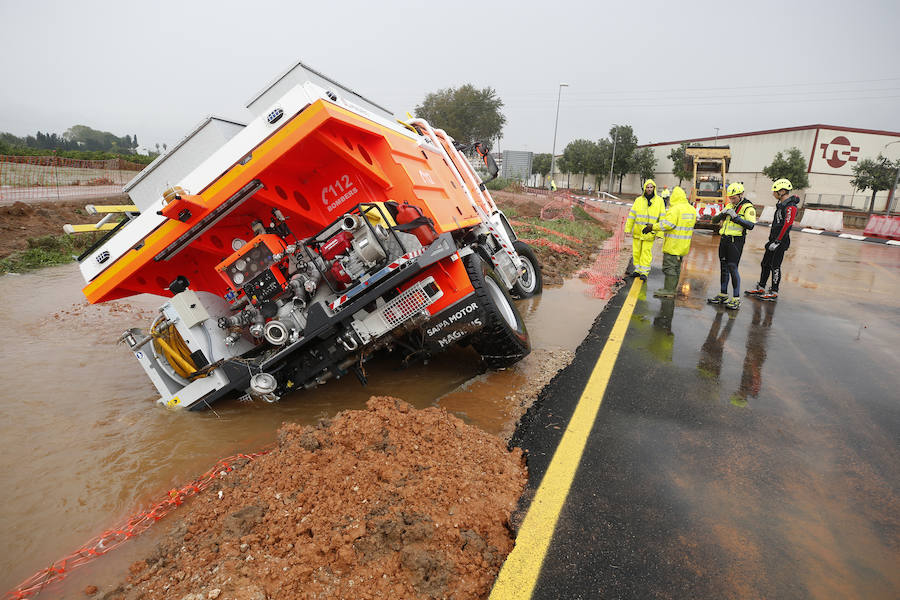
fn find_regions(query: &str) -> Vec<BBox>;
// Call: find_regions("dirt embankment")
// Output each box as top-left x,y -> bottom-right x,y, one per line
99,397 -> 526,600
0,196 -> 128,259
493,190 -> 616,285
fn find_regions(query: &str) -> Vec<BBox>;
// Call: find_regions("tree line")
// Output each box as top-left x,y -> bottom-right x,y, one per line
532,126 -> 657,193
0,125 -> 157,164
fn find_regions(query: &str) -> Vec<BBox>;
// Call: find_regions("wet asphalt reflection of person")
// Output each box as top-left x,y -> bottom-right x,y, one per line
697,310 -> 736,381
731,299 -> 776,407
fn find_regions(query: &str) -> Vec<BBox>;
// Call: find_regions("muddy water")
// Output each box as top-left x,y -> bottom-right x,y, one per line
0,264 -> 608,595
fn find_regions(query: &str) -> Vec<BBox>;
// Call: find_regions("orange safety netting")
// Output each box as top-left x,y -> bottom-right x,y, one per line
0,155 -> 142,204
7,449 -> 270,600
540,192 -> 575,221
577,214 -> 627,299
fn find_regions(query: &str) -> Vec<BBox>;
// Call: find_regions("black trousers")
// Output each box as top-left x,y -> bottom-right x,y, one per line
718,235 -> 745,296
759,239 -> 789,291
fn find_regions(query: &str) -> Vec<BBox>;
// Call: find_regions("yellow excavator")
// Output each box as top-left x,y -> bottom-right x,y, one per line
685,146 -> 731,230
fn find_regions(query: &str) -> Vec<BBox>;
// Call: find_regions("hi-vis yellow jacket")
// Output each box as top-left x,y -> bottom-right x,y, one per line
651,186 -> 696,256
718,199 -> 756,236
625,179 -> 665,241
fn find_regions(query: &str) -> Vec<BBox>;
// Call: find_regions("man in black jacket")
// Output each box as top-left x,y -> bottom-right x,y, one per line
747,178 -> 799,301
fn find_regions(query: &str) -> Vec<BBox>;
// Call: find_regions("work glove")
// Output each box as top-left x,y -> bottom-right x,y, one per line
767,241 -> 781,251
724,208 -> 737,219
642,224 -> 654,234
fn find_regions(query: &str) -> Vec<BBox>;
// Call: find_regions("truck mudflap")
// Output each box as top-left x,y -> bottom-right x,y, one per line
421,253 -> 531,365
422,295 -> 486,352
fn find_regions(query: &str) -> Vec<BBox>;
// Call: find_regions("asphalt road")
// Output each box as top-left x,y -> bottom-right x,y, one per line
505,231 -> 900,600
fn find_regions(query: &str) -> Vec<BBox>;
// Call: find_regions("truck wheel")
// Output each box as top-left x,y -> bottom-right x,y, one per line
465,254 -> 531,368
511,240 -> 542,298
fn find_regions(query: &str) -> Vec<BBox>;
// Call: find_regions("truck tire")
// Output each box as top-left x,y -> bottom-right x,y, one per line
465,254 -> 530,368
511,240 -> 542,298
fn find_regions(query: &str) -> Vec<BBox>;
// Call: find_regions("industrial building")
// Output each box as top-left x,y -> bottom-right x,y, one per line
636,124 -> 900,212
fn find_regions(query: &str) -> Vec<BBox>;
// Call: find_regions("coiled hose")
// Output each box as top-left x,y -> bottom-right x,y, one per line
151,317 -> 201,380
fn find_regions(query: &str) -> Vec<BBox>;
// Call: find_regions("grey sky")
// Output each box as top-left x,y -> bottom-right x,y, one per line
1,0 -> 898,155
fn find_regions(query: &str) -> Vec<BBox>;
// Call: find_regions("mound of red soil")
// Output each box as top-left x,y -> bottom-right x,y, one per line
110,397 -> 526,600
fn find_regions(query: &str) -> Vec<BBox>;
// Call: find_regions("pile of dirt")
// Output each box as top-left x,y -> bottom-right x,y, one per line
0,196 -> 128,259
99,397 -> 526,600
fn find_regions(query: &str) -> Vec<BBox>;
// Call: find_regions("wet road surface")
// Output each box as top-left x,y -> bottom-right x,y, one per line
509,231 -> 900,599
0,263 -> 606,596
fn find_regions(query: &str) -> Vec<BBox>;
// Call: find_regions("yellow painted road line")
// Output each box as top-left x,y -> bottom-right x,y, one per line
490,278 -> 643,599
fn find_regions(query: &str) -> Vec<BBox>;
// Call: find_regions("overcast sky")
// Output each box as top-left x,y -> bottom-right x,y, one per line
1,0 -> 898,155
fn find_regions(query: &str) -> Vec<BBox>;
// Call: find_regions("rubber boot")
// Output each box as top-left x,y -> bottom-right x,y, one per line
653,274 -> 678,298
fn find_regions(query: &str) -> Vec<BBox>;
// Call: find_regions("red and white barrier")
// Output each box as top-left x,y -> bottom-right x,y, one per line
863,215 -> 900,240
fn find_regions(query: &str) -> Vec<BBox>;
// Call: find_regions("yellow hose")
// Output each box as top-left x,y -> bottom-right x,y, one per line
151,318 -> 201,380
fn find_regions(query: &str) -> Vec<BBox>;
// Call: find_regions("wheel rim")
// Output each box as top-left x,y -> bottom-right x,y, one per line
517,256 -> 536,293
485,277 -> 517,329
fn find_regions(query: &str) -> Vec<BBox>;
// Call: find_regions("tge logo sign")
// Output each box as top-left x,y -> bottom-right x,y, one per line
819,136 -> 860,168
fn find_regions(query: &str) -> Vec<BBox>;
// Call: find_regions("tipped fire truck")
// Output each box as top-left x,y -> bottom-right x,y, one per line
75,62 -> 541,410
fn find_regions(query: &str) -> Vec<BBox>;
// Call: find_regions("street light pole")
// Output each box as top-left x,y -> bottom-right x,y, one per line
714,127 -> 719,145
549,83 -> 568,189
607,126 -> 618,195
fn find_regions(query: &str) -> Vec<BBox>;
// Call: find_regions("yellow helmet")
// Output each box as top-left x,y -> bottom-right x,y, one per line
726,182 -> 744,197
772,178 -> 793,192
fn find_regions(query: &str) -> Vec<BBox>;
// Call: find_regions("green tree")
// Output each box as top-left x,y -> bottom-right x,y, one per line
630,147 -> 658,183
607,125 -> 637,194
762,147 -> 810,190
415,84 -> 506,146
562,139 -> 598,186
668,142 -> 700,185
532,153 -> 552,177
850,155 -> 899,215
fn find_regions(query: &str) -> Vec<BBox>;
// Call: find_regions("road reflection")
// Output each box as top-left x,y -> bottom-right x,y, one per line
697,309 -> 736,381
731,299 -> 776,407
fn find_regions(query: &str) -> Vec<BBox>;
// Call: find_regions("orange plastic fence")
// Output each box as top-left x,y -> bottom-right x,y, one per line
577,214 -> 627,299
0,155 -> 142,204
540,191 -> 575,221
6,450 -> 269,600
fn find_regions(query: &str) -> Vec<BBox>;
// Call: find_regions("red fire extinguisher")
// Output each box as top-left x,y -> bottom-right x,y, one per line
395,202 -> 436,246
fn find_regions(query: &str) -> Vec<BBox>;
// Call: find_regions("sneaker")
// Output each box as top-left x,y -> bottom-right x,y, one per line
707,293 -> 729,304
724,297 -> 741,310
760,290 -> 778,301
638,273 -> 647,281
746,286 -> 765,295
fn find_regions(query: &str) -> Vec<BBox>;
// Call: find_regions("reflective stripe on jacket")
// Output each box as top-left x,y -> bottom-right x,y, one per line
652,186 -> 696,256
718,200 -> 757,236
625,189 -> 665,240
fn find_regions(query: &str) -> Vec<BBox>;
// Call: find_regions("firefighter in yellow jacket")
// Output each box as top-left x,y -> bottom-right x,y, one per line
625,179 -> 665,280
708,182 -> 756,309
642,186 -> 696,298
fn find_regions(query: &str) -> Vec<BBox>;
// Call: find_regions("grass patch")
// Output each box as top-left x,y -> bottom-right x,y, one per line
0,234 -> 96,274
512,215 -> 609,246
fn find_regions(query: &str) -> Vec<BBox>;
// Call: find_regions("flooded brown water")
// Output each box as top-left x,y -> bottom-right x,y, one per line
0,264 -> 610,596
